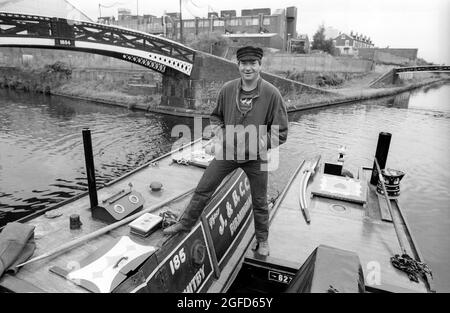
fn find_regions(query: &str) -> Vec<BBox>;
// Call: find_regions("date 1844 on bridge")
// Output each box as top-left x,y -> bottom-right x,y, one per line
55,39 -> 75,47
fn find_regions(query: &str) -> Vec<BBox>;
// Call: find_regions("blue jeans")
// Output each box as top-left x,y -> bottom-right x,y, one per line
180,159 -> 269,242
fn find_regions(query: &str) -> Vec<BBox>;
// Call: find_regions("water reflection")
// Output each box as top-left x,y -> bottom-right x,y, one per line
389,92 -> 411,108
0,89 -> 208,225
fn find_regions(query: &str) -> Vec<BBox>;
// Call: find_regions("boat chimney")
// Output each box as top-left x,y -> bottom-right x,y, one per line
82,128 -> 99,209
337,146 -> 346,164
370,132 -> 392,185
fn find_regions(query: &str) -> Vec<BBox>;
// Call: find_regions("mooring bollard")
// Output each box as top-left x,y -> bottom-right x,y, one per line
370,132 -> 392,185
82,128 -> 99,208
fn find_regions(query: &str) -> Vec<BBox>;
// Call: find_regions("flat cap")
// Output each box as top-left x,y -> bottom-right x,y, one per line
236,46 -> 263,62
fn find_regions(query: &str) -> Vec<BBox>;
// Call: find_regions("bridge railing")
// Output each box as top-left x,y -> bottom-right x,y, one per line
395,65 -> 450,73
0,12 -> 196,76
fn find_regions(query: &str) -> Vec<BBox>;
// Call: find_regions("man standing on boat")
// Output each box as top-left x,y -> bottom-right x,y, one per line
163,46 -> 288,256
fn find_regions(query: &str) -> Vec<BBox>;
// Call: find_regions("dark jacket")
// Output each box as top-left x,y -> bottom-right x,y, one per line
210,77 -> 288,161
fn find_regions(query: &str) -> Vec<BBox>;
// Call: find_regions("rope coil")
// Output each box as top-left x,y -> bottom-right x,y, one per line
159,210 -> 179,229
391,254 -> 432,283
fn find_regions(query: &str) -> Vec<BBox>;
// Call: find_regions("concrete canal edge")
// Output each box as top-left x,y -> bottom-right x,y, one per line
7,77 -> 450,119
287,78 -> 450,113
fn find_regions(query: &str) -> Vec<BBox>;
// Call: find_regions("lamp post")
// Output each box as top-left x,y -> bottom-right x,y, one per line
179,0 -> 183,43
136,0 -> 139,31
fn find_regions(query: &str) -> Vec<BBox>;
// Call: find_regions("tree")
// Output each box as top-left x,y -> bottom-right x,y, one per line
311,24 -> 336,55
185,31 -> 231,56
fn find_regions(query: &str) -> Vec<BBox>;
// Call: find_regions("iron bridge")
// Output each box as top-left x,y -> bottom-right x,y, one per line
395,65 -> 450,74
0,12 -> 196,76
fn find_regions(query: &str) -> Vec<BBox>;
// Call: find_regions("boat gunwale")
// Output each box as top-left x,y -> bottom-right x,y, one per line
0,137 -> 207,231
392,198 -> 436,292
361,166 -> 435,292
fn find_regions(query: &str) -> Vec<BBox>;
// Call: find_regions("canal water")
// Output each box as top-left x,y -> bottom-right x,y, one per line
0,83 -> 449,292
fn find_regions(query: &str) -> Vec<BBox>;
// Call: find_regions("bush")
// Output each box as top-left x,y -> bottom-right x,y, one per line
416,58 -> 434,66
311,24 -> 336,56
315,73 -> 344,87
185,31 -> 231,56
44,61 -> 72,77
286,70 -> 304,82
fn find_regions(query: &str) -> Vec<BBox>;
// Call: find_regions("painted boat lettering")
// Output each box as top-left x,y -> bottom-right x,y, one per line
169,247 -> 186,275
137,224 -> 213,293
230,197 -> 252,237
206,172 -> 253,264
209,177 -> 251,236
268,270 -> 293,284
183,264 -> 205,293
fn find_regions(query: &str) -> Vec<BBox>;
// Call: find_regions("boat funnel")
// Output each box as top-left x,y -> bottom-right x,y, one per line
82,128 -> 144,224
82,128 -> 101,210
370,132 -> 391,185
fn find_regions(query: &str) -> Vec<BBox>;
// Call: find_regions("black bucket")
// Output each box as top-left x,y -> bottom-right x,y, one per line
377,168 -> 405,197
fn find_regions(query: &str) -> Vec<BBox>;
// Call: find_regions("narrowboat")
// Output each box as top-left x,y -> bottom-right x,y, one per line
0,129 -> 258,293
0,130 -> 434,293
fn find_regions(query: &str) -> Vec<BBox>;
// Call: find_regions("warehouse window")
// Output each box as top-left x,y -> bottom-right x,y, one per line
229,19 -> 239,26
243,18 -> 252,26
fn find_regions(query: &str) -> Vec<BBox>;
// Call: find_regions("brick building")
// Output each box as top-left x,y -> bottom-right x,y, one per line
98,6 -> 298,51
333,31 -> 374,56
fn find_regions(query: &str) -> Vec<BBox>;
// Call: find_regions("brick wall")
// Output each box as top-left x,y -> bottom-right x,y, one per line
0,47 -> 146,69
262,53 -> 374,73
359,48 -> 418,65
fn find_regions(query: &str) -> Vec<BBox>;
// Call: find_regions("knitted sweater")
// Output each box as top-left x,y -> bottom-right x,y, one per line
210,77 -> 288,161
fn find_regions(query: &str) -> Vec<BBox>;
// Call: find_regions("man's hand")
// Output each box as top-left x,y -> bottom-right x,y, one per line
205,127 -> 223,157
205,142 -> 215,155
212,125 -> 224,141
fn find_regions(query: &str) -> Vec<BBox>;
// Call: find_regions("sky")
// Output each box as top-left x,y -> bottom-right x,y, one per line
2,0 -> 449,64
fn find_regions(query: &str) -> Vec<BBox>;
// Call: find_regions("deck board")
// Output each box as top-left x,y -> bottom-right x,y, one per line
268,163 -> 429,293
269,204 -> 427,292
0,141 -> 207,292
378,194 -> 393,222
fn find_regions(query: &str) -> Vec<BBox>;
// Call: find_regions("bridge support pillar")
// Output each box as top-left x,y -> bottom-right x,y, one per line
160,53 -> 240,111
160,74 -> 227,111
161,68 -> 197,109
393,72 -> 400,85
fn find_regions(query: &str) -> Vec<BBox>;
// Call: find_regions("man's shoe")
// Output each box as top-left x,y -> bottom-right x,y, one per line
162,222 -> 190,235
256,240 -> 270,256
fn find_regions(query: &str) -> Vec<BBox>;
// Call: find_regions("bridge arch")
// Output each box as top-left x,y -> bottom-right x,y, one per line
0,12 -> 196,76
